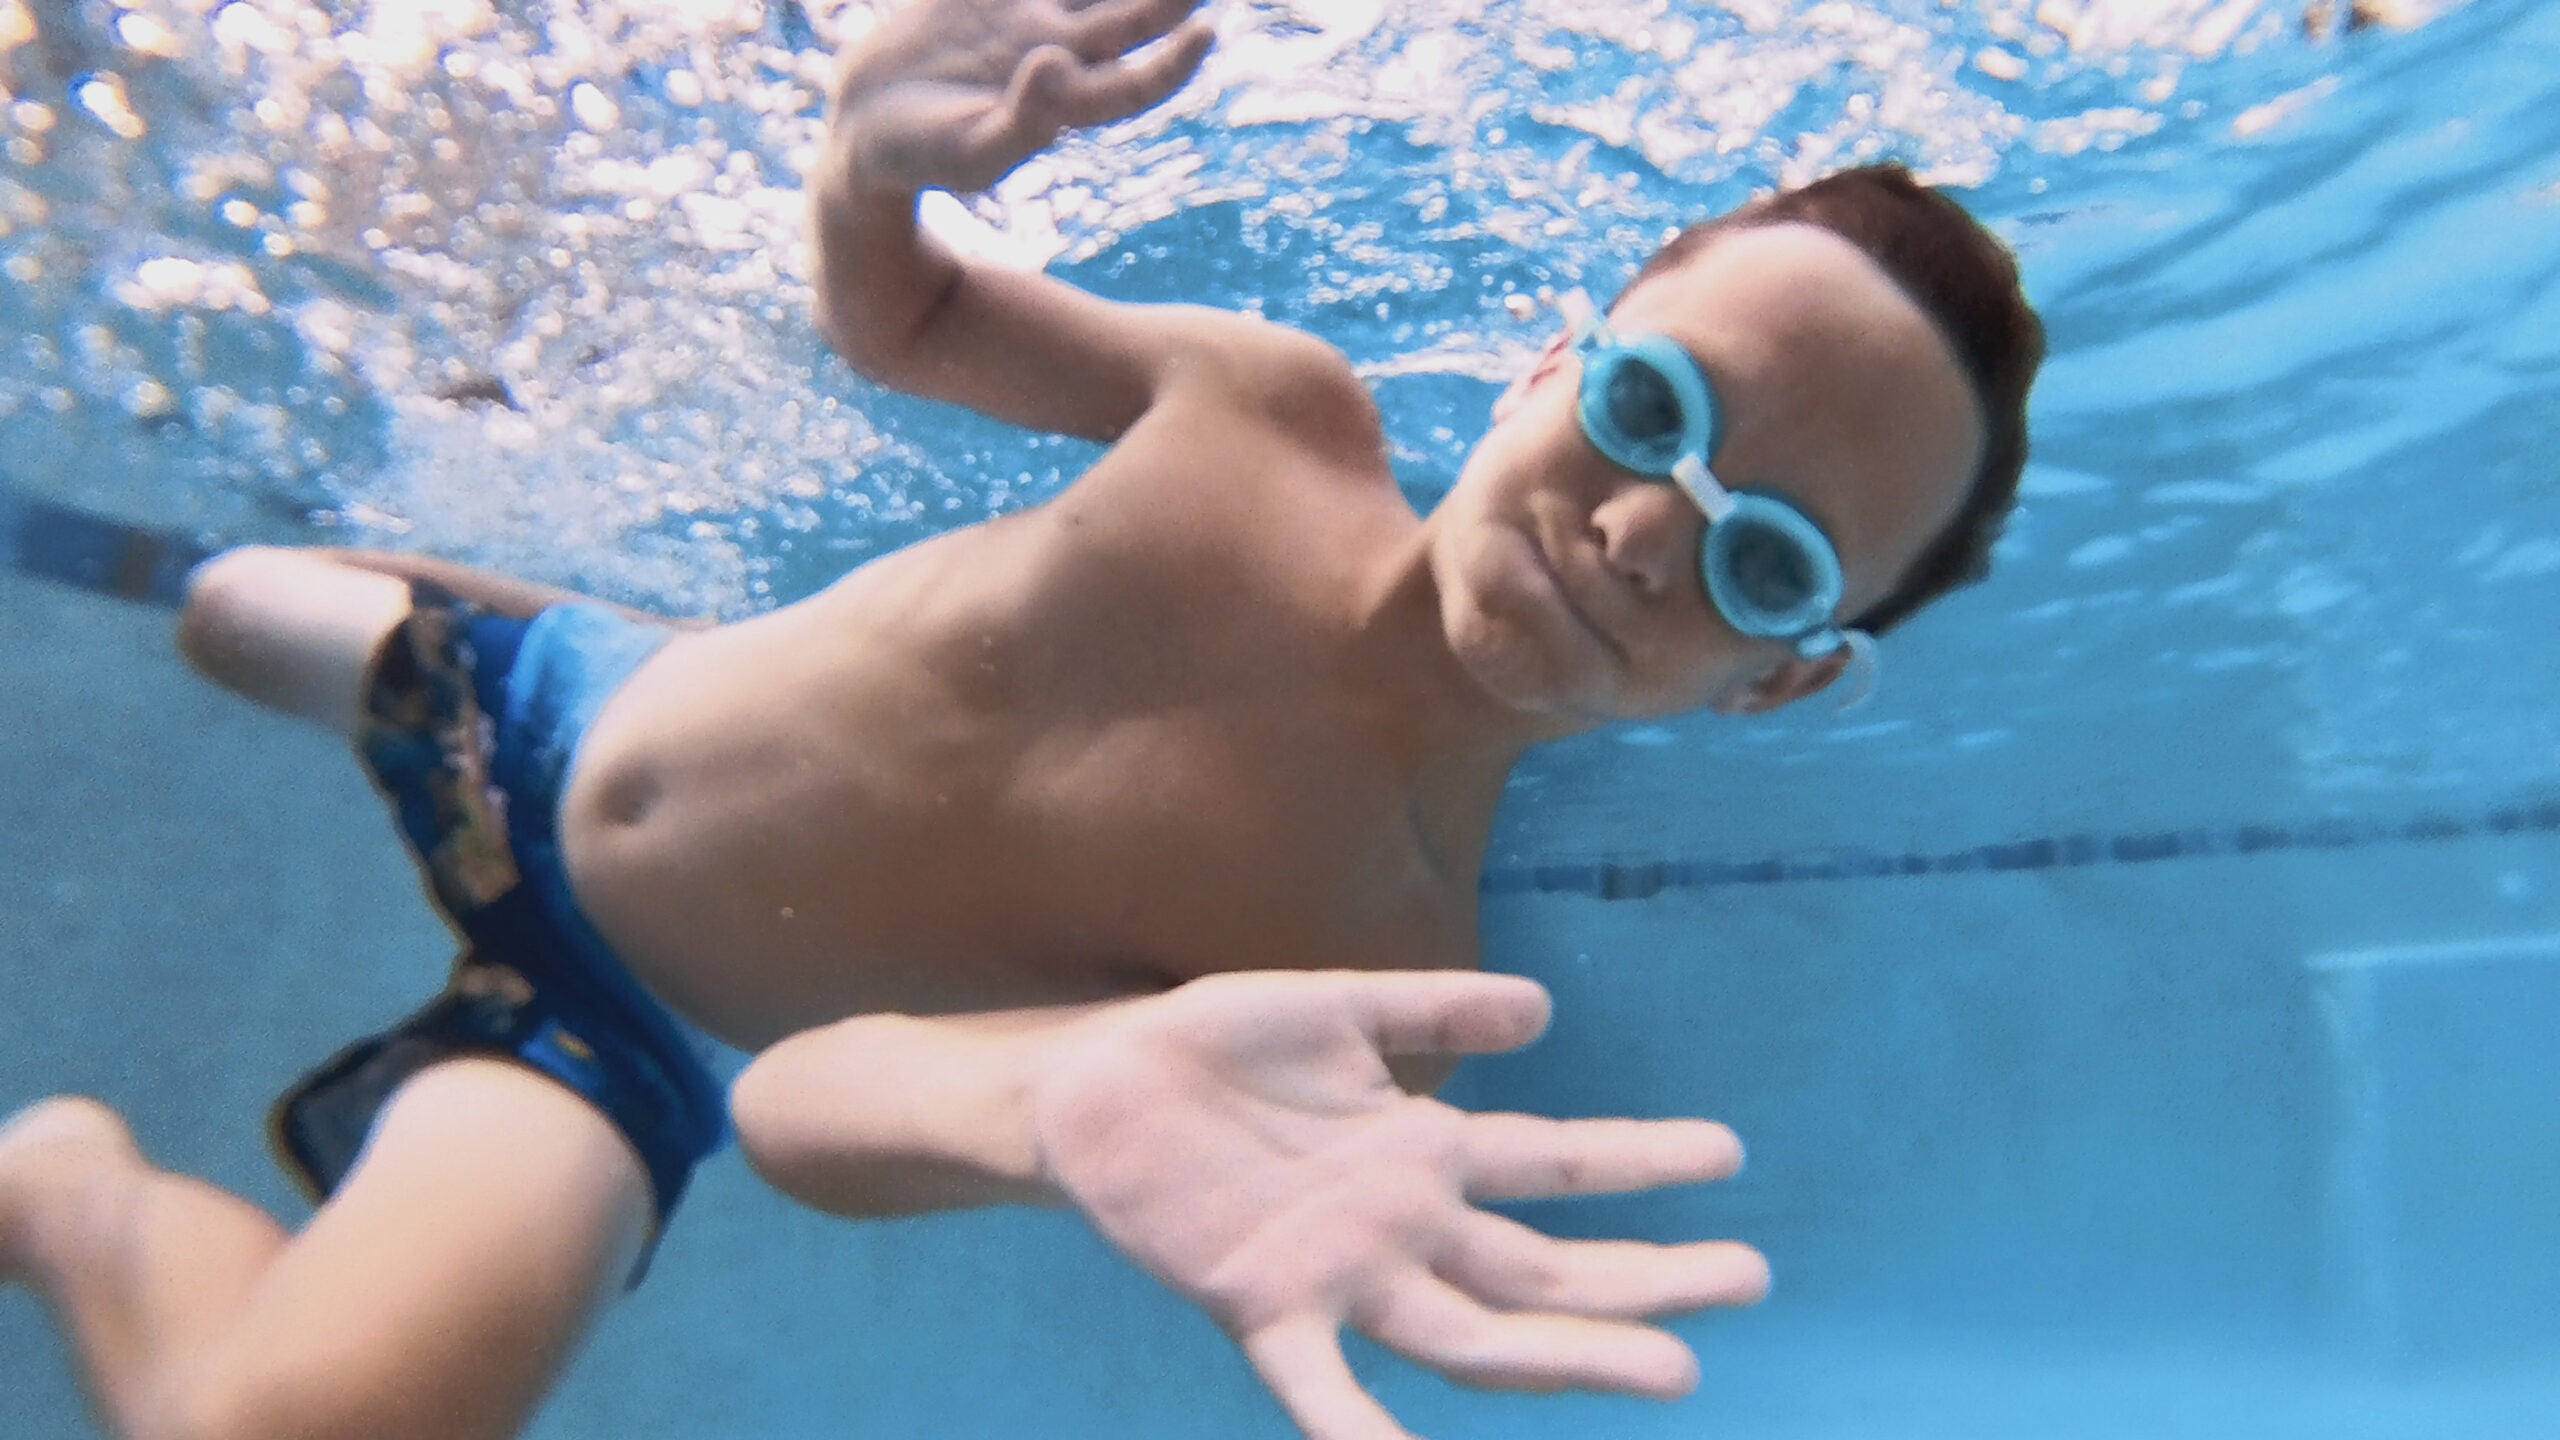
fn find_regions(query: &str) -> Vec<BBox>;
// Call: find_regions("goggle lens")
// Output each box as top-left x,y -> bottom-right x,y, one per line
1715,517 -> 1818,616
1603,361 -> 1683,443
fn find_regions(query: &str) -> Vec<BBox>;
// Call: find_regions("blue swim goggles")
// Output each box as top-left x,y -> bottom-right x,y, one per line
1558,289 -> 1878,706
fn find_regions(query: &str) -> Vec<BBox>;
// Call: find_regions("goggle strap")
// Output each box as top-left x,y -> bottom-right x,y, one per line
1555,288 -> 1606,347
1828,629 -> 1880,713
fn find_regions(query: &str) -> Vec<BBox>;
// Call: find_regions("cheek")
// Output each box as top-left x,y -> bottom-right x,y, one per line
1633,668 -> 1728,719
1439,540 -> 1545,689
1445,608 -> 1560,716
1629,631 -> 1751,718
1473,402 -> 1585,496
1701,670 -> 1763,716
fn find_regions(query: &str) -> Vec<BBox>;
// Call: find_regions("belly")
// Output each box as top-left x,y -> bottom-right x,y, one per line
562,717 -> 1460,1052
568,777 -> 1440,1051
554,665 -> 1084,1044
549,555 -> 1468,1050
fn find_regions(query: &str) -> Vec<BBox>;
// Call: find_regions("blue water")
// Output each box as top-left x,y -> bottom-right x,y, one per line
5,0 -> 2560,1433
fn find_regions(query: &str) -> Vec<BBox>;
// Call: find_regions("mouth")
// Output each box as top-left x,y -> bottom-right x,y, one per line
1520,527 -> 1627,671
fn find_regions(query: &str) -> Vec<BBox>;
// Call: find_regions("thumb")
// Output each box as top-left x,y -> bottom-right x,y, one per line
961,45 -> 1080,173
1335,970 -> 1553,1058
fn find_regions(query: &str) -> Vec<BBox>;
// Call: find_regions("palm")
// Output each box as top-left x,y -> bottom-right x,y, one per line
1030,971 -> 1770,1440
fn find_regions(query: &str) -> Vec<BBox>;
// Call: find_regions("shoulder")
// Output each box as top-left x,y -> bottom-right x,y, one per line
1151,308 -> 1386,469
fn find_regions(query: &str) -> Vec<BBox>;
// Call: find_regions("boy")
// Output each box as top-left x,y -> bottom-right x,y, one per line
0,0 -> 2042,1436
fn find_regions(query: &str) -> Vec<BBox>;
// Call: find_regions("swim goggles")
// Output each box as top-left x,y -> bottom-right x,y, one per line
1557,288 -> 1878,707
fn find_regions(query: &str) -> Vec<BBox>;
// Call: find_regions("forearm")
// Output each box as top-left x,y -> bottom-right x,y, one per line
809,4 -> 972,388
799,0 -> 1214,438
806,164 -> 963,386
731,1008 -> 1092,1219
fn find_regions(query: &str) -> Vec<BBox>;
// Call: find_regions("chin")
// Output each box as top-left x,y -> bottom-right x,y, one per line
1443,595 -> 1603,723
1429,517 -> 1610,723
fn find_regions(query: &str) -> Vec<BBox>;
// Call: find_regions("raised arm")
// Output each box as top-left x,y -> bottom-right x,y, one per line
730,970 -> 1771,1440
813,0 -> 1358,443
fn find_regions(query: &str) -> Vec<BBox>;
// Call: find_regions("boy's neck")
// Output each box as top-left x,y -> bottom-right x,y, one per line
1351,523 -> 1645,892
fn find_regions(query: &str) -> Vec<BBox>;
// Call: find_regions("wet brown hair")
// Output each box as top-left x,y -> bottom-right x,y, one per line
1623,164 -> 2045,636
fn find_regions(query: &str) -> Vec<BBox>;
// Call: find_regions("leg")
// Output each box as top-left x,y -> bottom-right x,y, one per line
174,546 -> 657,738
1,1059 -> 654,1440
177,547 -> 701,735
174,547 -> 414,737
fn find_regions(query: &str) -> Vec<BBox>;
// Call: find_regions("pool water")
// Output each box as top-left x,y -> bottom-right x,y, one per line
5,0 -> 2559,1434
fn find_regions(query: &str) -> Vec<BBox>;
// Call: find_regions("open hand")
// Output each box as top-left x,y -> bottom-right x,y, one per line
1027,970 -> 1769,1440
828,0 -> 1217,194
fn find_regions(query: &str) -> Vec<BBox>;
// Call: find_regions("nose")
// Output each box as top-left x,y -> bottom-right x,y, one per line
1589,482 -> 1699,602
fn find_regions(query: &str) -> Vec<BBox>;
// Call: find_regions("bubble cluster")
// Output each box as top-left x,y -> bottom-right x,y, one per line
0,0 -> 2409,613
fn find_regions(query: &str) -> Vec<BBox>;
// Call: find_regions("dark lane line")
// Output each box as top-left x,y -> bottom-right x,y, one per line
1480,796 -> 2560,899
1,488 -> 210,609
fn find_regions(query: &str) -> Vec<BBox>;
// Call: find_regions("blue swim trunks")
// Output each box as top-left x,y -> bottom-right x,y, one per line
268,584 -> 730,1283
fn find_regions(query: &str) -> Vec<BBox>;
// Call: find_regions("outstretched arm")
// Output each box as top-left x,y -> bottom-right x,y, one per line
730,998 -> 1098,1216
730,970 -> 1770,1440
812,0 -> 1355,443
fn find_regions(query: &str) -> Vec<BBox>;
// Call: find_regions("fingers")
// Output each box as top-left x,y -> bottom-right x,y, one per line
1440,1211 -> 1771,1317
1338,971 -> 1552,1058
1065,0 -> 1206,63
964,43 -> 1083,166
1356,1271 -> 1701,1399
963,18 -> 1212,178
1459,1114 -> 1743,1199
1045,16 -> 1215,128
1241,1318 -> 1422,1440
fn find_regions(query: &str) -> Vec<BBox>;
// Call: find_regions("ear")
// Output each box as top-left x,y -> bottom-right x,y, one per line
1491,327 -> 1575,423
1716,646 -> 1852,717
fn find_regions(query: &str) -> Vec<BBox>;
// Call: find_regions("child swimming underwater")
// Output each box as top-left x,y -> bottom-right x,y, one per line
1,0 -> 2041,1436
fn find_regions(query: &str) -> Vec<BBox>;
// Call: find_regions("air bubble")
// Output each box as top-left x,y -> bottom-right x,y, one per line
124,379 -> 175,417
75,74 -> 149,140
570,81 -> 620,132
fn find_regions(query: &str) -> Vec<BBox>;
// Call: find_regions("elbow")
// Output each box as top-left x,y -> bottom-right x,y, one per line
813,293 -> 940,395
728,1047 -> 817,1197
729,1034 -> 892,1214
808,247 -> 965,393
811,299 -> 895,384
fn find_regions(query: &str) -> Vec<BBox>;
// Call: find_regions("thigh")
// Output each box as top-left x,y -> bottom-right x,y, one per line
174,547 -> 647,738
184,1057 -> 656,1440
175,547 -> 415,736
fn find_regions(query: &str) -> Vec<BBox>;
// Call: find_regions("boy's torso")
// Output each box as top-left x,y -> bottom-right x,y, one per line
558,372 -> 1502,1050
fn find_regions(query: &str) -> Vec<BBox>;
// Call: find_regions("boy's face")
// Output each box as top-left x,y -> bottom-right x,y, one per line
1428,222 -> 1988,728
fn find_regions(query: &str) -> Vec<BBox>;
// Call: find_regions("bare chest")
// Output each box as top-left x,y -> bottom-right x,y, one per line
1001,702 -> 1469,975
569,540 -> 1481,1045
